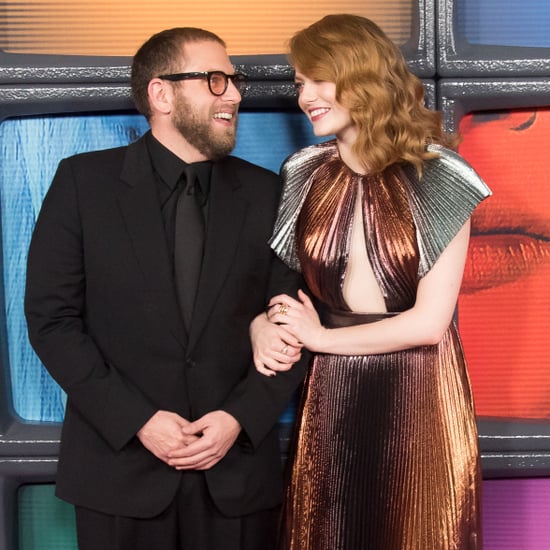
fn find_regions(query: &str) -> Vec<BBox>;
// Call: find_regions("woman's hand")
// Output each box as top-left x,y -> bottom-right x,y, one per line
250,312 -> 303,377
267,289 -> 326,352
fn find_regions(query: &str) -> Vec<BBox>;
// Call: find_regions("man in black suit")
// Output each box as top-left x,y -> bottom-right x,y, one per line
24,27 -> 305,550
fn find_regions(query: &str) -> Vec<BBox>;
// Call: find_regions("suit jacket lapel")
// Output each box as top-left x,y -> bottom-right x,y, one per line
116,136 -> 188,348
187,158 -> 248,350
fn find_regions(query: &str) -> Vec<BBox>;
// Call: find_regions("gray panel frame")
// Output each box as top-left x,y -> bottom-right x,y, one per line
438,77 -> 550,131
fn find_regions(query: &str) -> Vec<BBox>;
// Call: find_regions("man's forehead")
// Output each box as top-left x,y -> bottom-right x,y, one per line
180,40 -> 234,71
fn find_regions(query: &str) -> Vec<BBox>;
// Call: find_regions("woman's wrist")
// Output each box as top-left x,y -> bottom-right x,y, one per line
313,325 -> 330,353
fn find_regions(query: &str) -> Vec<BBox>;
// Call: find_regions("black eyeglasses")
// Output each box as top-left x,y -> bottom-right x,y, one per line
157,71 -> 248,96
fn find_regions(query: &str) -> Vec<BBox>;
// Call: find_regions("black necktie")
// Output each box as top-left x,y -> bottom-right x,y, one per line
174,165 -> 204,329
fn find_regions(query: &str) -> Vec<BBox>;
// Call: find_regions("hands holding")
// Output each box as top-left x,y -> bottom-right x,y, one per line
267,289 -> 326,352
251,289 -> 325,377
250,311 -> 302,377
136,410 -> 200,464
169,410 -> 241,470
137,409 -> 241,471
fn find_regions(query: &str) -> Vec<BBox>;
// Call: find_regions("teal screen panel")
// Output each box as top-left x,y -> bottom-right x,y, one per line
18,485 -> 77,550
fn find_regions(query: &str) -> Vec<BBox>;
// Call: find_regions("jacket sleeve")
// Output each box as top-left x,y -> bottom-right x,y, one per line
220,253 -> 310,451
24,158 -> 157,451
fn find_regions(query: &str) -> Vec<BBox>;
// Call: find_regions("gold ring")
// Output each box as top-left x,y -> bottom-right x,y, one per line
279,303 -> 289,315
281,345 -> 289,355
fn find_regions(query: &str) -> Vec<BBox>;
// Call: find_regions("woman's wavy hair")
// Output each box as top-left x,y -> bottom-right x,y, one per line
289,14 -> 459,175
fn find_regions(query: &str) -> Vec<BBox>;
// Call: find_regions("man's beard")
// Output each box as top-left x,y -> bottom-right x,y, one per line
173,94 -> 238,161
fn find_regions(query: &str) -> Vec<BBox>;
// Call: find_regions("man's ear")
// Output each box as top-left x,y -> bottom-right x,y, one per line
148,78 -> 173,116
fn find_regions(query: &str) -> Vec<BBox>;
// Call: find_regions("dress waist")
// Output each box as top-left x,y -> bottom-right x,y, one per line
321,308 -> 398,328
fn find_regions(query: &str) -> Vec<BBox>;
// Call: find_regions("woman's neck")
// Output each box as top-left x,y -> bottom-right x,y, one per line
336,138 -> 369,175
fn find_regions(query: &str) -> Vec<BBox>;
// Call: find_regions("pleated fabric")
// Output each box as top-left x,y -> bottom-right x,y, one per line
279,314 -> 481,550
273,142 -> 488,550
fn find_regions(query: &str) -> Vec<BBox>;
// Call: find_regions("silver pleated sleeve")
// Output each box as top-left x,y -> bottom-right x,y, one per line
407,144 -> 492,277
269,141 -> 339,272
270,140 -> 492,277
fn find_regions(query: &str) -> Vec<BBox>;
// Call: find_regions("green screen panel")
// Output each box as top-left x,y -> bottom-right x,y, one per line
18,485 -> 76,550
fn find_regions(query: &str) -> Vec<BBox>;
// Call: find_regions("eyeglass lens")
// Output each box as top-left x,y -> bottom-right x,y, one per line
209,72 -> 247,96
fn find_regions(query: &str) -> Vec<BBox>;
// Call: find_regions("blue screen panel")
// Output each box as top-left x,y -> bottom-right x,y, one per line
0,111 -> 321,422
456,0 -> 550,48
0,114 -> 150,421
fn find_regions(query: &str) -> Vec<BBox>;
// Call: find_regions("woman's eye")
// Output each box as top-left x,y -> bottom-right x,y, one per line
294,82 -> 304,92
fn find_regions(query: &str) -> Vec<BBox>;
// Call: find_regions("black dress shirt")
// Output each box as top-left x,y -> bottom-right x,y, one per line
145,131 -> 213,260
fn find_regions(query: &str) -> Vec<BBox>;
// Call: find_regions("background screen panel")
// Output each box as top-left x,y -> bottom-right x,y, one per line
0,0 -> 436,83
0,112 -> 149,422
18,485 -> 76,550
0,0 -> 415,56
437,0 -> 550,76
0,109 -> 324,422
455,0 -> 550,48
458,108 -> 550,421
483,478 -> 550,550
439,78 -> 550,473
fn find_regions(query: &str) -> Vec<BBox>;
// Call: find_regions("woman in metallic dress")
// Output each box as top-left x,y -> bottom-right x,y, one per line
251,14 -> 491,550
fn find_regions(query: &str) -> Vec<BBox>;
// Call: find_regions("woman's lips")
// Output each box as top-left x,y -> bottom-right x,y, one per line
462,205 -> 550,293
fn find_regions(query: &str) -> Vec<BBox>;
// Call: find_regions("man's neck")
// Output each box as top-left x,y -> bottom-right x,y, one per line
150,126 -> 208,164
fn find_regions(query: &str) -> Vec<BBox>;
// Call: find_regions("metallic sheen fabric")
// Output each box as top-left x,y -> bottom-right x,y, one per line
270,141 -> 491,278
271,141 -> 491,550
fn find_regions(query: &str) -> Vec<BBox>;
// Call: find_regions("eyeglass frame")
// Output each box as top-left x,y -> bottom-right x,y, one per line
157,70 -> 248,96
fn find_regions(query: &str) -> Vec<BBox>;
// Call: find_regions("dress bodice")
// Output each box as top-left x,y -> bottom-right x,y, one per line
296,157 -> 419,312
270,139 -> 492,314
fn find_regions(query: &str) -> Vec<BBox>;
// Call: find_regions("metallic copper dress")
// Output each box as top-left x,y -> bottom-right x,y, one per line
270,141 -> 491,550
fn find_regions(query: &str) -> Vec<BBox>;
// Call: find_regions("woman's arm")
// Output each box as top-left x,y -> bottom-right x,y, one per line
268,219 -> 471,357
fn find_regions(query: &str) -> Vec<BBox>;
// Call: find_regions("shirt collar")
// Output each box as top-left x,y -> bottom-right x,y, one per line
146,131 -> 185,191
146,131 -> 213,198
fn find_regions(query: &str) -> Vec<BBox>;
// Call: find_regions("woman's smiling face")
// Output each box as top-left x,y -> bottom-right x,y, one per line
294,70 -> 357,143
458,109 -> 550,420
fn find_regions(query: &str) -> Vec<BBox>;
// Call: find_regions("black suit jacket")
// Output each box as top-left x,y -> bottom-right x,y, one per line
24,134 -> 307,518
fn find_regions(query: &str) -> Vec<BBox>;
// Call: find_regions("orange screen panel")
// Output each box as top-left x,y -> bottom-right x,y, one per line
458,109 -> 550,420
0,0 -> 414,56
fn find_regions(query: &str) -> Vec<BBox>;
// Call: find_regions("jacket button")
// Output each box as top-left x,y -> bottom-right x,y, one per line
185,358 -> 196,368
